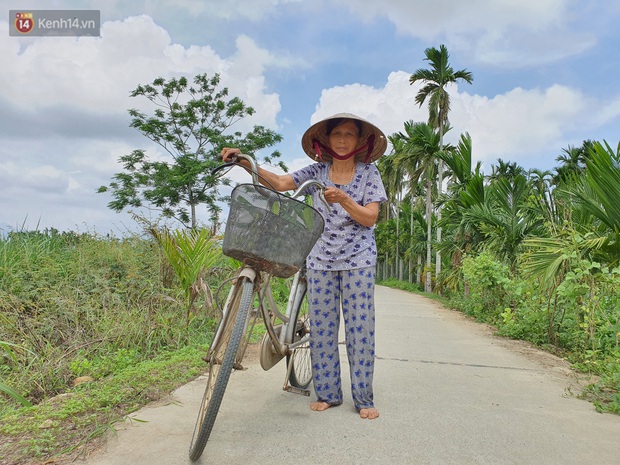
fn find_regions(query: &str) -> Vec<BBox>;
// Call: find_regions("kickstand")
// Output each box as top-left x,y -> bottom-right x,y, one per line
282,353 -> 310,396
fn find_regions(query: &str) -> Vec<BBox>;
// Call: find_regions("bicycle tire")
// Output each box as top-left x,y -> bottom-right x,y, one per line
189,277 -> 254,462
287,293 -> 312,389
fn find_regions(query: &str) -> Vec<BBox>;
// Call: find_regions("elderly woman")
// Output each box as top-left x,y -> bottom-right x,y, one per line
221,113 -> 387,420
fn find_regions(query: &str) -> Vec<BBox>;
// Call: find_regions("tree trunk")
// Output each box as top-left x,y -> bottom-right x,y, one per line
395,196 -> 400,281
410,194 -> 414,283
417,254 -> 422,285
191,202 -> 197,230
425,178 -> 432,293
436,123 -> 444,289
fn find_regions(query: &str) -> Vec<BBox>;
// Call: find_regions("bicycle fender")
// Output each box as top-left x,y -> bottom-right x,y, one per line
237,267 -> 257,281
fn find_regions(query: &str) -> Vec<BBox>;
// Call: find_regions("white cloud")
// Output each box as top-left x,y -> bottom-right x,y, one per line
312,71 -> 604,171
0,16 -> 282,126
0,13 -> 291,233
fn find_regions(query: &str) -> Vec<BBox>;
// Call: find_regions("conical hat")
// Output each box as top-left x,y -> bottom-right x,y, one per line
301,113 -> 387,163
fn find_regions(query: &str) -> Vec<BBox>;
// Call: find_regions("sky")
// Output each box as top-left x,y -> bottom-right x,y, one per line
1,0 -> 619,235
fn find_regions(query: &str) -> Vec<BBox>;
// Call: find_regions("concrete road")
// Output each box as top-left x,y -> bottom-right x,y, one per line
77,286 -> 620,465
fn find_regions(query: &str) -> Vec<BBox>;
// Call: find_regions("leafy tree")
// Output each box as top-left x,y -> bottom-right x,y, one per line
464,170 -> 541,272
98,73 -> 284,229
410,44 -> 473,284
437,133 -> 485,292
553,140 -> 596,186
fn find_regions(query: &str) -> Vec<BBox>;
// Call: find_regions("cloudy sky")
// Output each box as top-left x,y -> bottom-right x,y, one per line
1,0 -> 619,235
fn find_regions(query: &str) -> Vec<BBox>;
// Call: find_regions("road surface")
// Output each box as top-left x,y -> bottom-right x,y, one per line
76,286 -> 620,465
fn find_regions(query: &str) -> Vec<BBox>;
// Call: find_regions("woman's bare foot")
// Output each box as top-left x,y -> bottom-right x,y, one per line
359,407 -> 379,419
310,401 -> 331,412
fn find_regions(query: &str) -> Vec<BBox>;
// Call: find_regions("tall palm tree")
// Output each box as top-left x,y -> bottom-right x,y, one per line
528,168 -> 558,232
410,44 -> 474,287
489,158 -> 526,183
377,147 -> 407,278
553,140 -> 596,186
392,121 -> 441,292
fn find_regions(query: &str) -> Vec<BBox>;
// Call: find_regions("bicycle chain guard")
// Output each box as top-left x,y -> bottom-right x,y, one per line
259,324 -> 285,370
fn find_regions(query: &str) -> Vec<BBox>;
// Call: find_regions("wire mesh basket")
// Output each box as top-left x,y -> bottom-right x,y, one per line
223,184 -> 325,278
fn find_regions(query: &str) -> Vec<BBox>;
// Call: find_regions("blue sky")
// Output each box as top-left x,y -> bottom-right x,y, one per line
1,0 -> 619,234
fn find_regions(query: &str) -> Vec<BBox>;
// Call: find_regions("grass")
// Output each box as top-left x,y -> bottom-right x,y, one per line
0,228 -> 292,464
0,346 -> 209,464
0,229 -> 227,464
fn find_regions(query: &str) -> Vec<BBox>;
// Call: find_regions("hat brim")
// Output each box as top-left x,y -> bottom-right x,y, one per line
301,113 -> 387,163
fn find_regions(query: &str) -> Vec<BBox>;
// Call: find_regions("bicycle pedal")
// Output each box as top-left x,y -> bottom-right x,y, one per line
284,385 -> 311,396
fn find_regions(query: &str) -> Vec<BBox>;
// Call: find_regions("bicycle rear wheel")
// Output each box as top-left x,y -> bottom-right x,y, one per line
189,277 -> 254,462
287,295 -> 312,389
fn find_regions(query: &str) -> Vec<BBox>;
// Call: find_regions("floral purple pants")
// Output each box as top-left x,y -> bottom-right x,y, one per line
307,267 -> 376,411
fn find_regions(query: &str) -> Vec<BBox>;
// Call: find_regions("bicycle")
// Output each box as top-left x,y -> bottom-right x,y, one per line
188,154 -> 328,461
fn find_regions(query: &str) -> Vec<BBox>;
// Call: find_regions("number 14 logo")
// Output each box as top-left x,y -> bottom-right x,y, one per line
14,12 -> 34,34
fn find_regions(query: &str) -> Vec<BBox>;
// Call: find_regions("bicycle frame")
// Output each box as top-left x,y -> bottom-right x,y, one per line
260,268 -> 310,354
208,264 -> 309,385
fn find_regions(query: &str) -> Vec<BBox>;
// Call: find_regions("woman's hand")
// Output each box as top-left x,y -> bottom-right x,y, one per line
325,186 -> 379,227
220,147 -> 242,163
324,186 -> 349,205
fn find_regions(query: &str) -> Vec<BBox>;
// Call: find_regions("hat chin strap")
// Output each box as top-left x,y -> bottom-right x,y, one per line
313,134 -> 376,163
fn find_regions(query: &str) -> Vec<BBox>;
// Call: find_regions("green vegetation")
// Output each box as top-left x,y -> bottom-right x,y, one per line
377,139 -> 620,414
0,228 -> 297,464
97,73 -> 284,230
0,229 -> 233,464
374,44 -> 619,416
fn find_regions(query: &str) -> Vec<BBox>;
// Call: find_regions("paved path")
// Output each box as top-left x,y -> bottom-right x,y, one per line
78,286 -> 620,465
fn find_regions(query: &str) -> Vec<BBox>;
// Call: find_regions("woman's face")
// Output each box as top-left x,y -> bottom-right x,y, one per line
328,120 -> 360,158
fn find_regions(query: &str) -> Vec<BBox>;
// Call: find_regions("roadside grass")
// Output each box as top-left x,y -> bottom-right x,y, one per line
0,229 -> 225,464
0,228 -> 289,464
0,345 -> 209,464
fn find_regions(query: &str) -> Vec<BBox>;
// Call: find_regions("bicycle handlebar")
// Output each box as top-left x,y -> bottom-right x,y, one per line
212,153 -> 329,210
291,180 -> 330,210
211,153 -> 260,185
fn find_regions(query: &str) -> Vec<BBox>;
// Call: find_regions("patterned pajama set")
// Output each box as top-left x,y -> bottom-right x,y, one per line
292,162 -> 387,411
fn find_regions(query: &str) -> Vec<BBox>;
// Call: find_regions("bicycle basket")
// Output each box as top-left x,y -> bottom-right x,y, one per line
223,184 -> 325,278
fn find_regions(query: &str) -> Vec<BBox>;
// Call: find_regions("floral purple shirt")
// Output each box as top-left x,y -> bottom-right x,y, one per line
291,162 -> 387,271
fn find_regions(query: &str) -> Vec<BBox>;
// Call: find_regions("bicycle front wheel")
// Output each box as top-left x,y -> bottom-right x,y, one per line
189,277 -> 254,462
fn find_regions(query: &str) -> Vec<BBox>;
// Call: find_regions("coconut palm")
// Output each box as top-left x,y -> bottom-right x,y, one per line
377,146 -> 407,279
464,171 -> 542,272
392,121 -> 441,292
410,44 -> 474,285
436,133 -> 485,293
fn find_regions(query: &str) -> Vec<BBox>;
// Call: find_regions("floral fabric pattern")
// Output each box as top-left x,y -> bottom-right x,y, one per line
291,162 -> 387,271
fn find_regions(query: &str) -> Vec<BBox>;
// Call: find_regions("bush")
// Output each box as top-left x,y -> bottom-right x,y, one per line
0,229 -> 227,409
